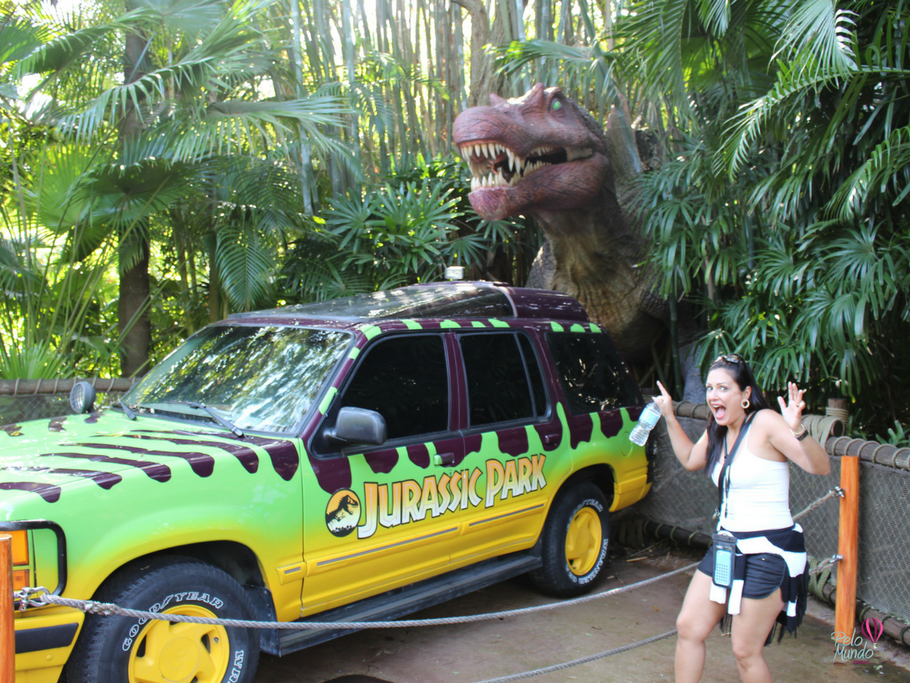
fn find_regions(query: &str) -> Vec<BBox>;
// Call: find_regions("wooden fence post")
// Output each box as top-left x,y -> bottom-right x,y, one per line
1,534 -> 14,683
835,454 -> 860,644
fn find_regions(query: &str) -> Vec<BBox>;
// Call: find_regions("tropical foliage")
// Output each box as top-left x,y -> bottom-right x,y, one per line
2,0 -> 545,378
617,0 -> 910,433
486,0 -> 910,434
281,156 -> 535,300
3,0 -> 910,436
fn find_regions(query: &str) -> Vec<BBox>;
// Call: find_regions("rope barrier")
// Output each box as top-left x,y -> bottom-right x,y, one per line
13,564 -> 694,683
469,630 -> 678,683
15,563 -> 699,630
808,554 -> 842,576
792,487 -> 843,521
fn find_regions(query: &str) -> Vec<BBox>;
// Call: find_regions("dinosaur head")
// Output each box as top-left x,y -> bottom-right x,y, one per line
453,84 -> 610,221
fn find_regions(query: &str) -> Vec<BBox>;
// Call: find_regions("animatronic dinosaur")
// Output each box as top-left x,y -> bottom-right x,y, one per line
453,84 -> 665,362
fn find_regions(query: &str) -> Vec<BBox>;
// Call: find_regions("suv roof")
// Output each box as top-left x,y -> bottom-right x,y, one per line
228,281 -> 589,324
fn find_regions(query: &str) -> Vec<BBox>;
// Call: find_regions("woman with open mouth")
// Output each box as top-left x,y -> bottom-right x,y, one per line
652,354 -> 831,683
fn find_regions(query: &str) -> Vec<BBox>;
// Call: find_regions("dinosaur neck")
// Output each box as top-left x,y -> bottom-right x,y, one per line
533,191 -> 655,352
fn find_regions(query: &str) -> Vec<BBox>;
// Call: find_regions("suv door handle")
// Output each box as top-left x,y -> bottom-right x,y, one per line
433,452 -> 456,467
542,433 -> 560,445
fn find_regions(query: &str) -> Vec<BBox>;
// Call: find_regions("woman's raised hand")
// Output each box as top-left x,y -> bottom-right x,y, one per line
777,381 -> 807,432
654,380 -> 675,419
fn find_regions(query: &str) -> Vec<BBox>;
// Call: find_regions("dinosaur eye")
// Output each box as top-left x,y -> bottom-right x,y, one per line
552,100 -> 562,110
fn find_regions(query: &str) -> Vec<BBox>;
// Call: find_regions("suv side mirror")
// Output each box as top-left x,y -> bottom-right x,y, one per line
328,407 -> 387,447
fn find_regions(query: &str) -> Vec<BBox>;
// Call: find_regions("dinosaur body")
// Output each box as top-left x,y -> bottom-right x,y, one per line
453,84 -> 664,361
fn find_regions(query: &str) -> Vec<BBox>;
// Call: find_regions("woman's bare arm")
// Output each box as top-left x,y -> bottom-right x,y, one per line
655,381 -> 708,471
770,382 -> 831,475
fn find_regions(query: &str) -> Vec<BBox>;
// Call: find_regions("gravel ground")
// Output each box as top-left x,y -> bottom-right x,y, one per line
255,543 -> 910,683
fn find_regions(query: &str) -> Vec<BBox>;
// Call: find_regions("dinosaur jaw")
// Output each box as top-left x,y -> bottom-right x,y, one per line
460,142 -> 593,188
458,140 -> 606,221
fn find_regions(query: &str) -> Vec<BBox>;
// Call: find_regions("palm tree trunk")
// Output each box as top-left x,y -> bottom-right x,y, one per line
118,12 -> 151,377
208,238 -> 221,324
314,0 -> 345,196
452,0 -> 495,106
290,0 -> 317,214
118,221 -> 151,376
341,0 -> 361,192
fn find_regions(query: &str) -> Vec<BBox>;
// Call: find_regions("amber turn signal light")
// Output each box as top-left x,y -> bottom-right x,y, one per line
10,529 -> 29,565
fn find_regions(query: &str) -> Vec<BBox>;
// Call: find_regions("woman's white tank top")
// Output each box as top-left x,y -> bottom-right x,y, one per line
712,434 -> 793,532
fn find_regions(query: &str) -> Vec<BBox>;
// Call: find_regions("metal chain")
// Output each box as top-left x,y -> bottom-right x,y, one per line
792,487 -> 844,521
15,562 -> 698,630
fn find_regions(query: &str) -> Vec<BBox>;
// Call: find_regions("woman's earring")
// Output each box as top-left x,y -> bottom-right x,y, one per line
741,399 -> 751,409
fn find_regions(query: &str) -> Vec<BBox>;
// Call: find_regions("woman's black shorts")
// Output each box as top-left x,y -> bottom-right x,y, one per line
698,550 -> 787,600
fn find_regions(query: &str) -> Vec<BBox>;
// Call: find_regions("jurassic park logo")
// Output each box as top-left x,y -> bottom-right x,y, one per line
324,455 -> 547,539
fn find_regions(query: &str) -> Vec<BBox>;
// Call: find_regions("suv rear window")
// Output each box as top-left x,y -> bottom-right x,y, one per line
546,333 -> 639,413
460,332 -> 547,427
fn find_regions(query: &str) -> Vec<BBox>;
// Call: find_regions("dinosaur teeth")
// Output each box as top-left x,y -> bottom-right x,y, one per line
462,141 -> 574,190
529,145 -> 552,157
470,169 -> 512,191
507,149 -> 517,172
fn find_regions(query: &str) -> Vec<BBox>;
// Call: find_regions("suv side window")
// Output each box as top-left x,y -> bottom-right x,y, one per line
460,332 -> 547,427
546,333 -> 639,413
340,334 -> 449,441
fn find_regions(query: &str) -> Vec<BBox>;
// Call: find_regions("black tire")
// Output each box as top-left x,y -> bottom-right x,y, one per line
66,556 -> 260,683
529,482 -> 610,597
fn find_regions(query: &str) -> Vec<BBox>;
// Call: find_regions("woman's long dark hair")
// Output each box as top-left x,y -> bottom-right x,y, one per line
704,355 -> 772,477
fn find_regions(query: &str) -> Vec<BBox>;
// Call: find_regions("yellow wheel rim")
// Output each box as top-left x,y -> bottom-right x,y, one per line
127,604 -> 230,683
565,506 -> 602,576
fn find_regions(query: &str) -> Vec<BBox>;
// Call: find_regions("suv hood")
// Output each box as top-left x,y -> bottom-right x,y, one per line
0,409 -> 300,506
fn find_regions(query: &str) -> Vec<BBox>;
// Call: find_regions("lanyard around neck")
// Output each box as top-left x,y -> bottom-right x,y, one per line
716,412 -> 756,531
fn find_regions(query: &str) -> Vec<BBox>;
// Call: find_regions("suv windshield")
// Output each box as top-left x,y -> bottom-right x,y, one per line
123,326 -> 351,433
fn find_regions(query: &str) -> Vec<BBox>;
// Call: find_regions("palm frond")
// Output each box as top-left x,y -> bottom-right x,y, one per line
215,223 -> 276,310
58,11 -> 270,138
614,0 -> 690,115
721,62 -> 853,176
495,40 -> 619,116
827,126 -> 910,219
773,0 -> 857,74
0,15 -> 48,70
13,8 -> 156,79
695,0 -> 731,36
144,0 -> 226,36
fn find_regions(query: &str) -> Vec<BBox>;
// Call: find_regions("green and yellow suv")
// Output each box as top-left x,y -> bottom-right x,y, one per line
3,281 -> 652,683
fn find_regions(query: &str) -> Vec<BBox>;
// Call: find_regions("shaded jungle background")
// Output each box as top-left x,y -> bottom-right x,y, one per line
1,0 -> 909,440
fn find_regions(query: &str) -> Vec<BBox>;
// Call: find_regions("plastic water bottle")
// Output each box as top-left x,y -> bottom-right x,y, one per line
629,402 -> 662,446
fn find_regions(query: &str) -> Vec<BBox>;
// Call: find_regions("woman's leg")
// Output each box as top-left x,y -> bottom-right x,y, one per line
730,589 -> 784,683
675,571 -> 727,683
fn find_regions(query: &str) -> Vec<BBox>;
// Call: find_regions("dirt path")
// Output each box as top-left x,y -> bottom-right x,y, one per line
255,546 -> 910,683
